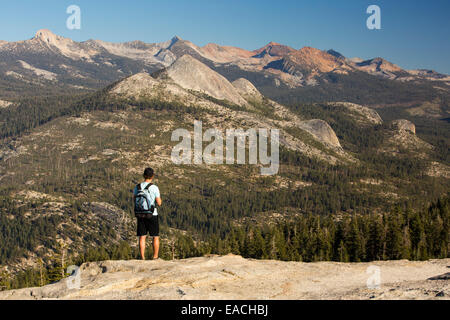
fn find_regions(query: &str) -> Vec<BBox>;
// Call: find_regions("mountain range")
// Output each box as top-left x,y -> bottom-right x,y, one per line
0,30 -> 449,113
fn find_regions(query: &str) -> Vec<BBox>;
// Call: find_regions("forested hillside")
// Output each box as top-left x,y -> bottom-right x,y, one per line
0,92 -> 448,286
1,197 -> 448,290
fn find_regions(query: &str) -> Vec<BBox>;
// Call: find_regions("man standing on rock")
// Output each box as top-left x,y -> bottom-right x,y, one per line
133,167 -> 162,260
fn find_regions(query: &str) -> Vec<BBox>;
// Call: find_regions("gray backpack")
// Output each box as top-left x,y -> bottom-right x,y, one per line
134,183 -> 155,217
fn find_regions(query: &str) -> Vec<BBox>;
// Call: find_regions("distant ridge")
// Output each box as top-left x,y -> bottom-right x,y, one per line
0,29 -> 448,102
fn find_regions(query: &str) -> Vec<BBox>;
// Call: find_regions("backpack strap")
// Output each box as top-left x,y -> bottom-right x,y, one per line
144,183 -> 153,190
137,183 -> 153,191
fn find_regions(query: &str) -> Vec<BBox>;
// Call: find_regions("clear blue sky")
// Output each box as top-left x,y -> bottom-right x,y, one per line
1,0 -> 449,73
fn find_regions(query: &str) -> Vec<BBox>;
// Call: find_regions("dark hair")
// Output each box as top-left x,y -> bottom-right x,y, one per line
143,167 -> 154,179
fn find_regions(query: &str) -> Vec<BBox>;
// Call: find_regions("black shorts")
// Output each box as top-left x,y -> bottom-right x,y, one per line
137,215 -> 159,237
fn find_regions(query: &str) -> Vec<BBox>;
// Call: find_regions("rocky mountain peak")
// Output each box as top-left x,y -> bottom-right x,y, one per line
287,47 -> 342,73
357,57 -> 403,73
327,49 -> 345,60
199,43 -> 253,63
111,72 -> 159,98
232,78 -> 263,100
253,42 -> 296,57
111,55 -> 249,106
168,53 -> 202,68
160,35 -> 182,50
164,54 -> 247,105
33,29 -> 62,44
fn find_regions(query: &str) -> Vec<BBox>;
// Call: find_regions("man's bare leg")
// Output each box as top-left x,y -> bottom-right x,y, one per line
153,236 -> 160,259
139,236 -> 146,260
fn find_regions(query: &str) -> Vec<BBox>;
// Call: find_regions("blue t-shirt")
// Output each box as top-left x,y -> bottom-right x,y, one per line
133,182 -> 160,216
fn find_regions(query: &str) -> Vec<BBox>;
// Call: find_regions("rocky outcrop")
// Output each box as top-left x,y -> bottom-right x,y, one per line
31,29 -> 99,61
1,255 -> 448,300
382,119 -> 437,167
164,55 -> 247,106
298,119 -> 341,148
111,73 -> 159,98
391,119 -> 416,134
288,47 -> 344,74
109,64 -> 346,162
328,102 -> 383,125
0,99 -> 13,108
262,47 -> 352,85
199,43 -> 253,63
352,57 -> 404,80
111,55 -> 249,107
232,78 -> 263,100
230,79 -> 344,152
356,57 -> 403,73
90,38 -> 176,65
252,42 -> 296,58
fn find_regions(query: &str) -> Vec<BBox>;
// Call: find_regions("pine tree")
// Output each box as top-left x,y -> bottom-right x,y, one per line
385,208 -> 403,260
251,229 -> 266,259
338,240 -> 349,262
366,215 -> 384,261
409,212 -> 424,260
347,217 -> 364,262
0,270 -> 10,291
